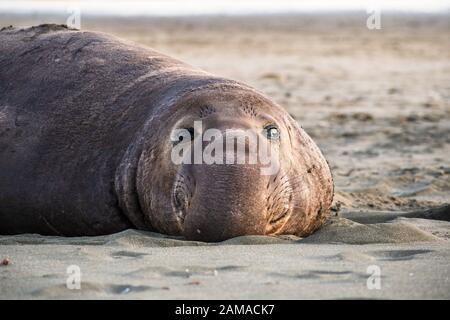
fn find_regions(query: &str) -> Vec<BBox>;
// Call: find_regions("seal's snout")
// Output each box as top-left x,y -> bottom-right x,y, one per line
177,162 -> 270,242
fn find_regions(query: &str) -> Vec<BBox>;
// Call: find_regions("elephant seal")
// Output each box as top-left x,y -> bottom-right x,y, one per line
0,24 -> 333,241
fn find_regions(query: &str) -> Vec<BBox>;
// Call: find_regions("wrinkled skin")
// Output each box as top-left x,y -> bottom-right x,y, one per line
0,25 -> 333,241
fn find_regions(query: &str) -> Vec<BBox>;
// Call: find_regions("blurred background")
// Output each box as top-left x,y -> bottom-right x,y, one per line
1,0 -> 449,213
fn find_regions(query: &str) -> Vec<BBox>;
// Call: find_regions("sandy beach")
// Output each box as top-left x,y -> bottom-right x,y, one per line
0,13 -> 449,299
1,214 -> 450,299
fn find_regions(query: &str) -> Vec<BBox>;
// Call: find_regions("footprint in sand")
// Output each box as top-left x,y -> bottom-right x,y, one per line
268,269 -> 367,281
109,284 -> 168,294
32,282 -> 104,297
32,282 -> 168,298
125,265 -> 247,279
311,251 -> 376,262
367,249 -> 433,261
111,250 -> 149,259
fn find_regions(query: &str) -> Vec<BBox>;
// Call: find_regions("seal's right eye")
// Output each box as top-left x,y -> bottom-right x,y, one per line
263,124 -> 280,140
171,127 -> 195,146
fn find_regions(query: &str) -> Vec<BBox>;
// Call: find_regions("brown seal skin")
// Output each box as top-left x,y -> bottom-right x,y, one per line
0,24 -> 334,242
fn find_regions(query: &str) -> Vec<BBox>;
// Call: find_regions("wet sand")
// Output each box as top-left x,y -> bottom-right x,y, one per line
0,13 -> 449,299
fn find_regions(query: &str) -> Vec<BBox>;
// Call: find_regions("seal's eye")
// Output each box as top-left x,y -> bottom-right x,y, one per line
171,127 -> 195,146
264,125 -> 280,140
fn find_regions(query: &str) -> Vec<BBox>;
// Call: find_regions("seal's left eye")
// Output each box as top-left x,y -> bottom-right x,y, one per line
264,125 -> 280,140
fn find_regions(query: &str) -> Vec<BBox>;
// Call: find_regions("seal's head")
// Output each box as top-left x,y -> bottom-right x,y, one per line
130,83 -> 333,242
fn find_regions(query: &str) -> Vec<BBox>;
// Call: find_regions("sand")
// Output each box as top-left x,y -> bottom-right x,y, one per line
0,13 -> 449,299
1,214 -> 449,299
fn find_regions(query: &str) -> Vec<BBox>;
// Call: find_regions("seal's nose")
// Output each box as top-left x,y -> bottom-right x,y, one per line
183,162 -> 268,242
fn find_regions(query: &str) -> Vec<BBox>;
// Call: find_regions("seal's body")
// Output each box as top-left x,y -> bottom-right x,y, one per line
0,25 -> 333,241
